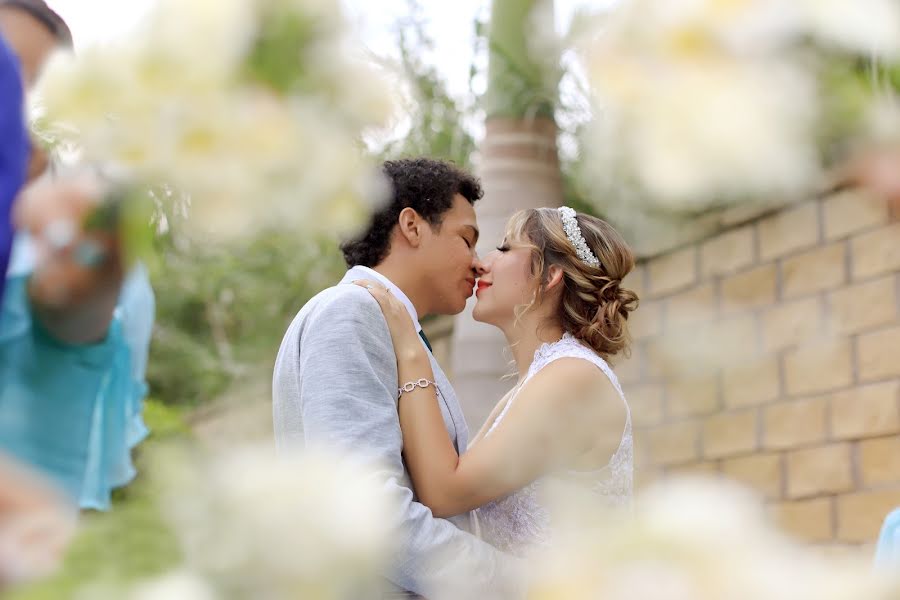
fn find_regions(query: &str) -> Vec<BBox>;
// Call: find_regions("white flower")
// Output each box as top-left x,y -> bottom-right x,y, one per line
129,571 -> 217,600
138,0 -> 256,82
798,0 -> 900,59
35,0 -> 394,243
579,0 -> 898,212
159,445 -> 393,599
587,51 -> 820,207
595,0 -> 806,57
532,477 -> 900,600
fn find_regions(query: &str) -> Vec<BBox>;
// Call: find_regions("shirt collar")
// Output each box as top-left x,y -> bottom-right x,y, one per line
346,265 -> 422,333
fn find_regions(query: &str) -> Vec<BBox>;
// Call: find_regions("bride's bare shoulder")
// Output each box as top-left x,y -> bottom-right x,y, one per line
523,358 -> 625,423
532,356 -> 615,392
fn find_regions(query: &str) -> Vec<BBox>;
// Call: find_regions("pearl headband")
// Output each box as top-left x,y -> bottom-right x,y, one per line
557,206 -> 600,268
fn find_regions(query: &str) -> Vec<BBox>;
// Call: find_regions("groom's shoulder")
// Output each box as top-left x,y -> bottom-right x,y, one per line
298,281 -> 382,326
310,281 -> 378,310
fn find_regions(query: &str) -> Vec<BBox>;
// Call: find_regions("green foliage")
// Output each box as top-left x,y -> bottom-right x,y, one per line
378,1 -> 477,167
819,56 -> 900,162
147,230 -> 346,406
484,0 -> 558,120
142,398 -> 193,439
244,11 -> 318,95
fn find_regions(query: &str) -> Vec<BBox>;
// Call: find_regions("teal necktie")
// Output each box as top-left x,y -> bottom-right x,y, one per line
418,329 -> 433,353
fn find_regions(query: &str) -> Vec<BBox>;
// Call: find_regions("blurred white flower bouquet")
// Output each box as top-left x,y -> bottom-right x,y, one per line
37,0 -> 394,241
581,0 -> 900,211
129,446 -> 393,600
531,478 -> 900,600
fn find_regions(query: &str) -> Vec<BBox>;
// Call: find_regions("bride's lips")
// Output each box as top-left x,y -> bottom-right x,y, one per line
475,280 -> 492,297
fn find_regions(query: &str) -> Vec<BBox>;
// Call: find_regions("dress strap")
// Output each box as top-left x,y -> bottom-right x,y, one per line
487,333 -> 631,437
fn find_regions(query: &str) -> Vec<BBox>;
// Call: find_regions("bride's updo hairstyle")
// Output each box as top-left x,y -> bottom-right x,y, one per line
506,207 -> 639,360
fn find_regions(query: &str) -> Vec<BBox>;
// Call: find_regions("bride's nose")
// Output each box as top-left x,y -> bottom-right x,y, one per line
479,250 -> 500,272
472,252 -> 491,276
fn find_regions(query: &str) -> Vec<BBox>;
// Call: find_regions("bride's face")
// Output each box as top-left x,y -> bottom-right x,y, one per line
472,236 -> 538,327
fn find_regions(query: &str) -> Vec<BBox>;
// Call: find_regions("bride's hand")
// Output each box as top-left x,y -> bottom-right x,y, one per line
353,279 -> 426,360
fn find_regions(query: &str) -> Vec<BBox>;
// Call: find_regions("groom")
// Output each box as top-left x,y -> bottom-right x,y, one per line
272,158 -> 523,598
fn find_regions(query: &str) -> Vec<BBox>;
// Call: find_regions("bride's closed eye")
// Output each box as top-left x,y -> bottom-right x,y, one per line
496,244 -> 510,252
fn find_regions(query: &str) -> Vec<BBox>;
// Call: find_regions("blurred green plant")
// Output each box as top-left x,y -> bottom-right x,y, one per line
377,0 -> 477,167
147,229 -> 346,406
819,56 -> 900,163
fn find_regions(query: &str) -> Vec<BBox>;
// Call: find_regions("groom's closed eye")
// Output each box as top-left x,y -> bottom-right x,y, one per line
461,225 -> 479,249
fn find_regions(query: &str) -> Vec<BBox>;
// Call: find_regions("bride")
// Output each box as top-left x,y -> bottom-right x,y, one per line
355,206 -> 638,555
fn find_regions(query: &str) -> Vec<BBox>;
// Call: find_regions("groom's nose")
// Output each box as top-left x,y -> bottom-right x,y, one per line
471,253 -> 488,276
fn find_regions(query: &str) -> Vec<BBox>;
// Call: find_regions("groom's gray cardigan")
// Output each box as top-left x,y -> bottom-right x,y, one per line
273,269 -> 522,598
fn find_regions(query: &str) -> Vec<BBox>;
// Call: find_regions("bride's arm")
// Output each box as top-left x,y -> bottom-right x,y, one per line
355,280 -> 619,518
397,355 -> 607,517
468,389 -> 514,447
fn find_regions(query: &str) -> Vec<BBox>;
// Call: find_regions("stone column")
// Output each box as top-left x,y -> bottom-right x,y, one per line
450,117 -> 564,429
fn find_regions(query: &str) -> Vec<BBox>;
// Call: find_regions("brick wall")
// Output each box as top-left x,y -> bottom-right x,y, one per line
620,188 -> 900,550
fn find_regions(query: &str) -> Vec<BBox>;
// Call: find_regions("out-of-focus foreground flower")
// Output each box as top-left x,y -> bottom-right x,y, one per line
581,0 -> 900,212
166,445 -> 393,598
36,0 -> 395,241
118,445 -> 394,600
530,477 -> 900,600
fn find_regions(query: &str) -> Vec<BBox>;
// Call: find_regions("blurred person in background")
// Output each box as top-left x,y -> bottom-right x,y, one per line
0,6 -> 29,304
0,0 -> 156,512
0,0 -> 71,187
0,0 -> 70,298
0,6 -> 76,587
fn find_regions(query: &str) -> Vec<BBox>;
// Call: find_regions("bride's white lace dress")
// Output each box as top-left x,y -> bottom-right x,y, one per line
476,333 -> 633,555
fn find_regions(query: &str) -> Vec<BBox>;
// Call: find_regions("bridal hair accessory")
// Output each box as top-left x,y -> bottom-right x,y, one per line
398,378 -> 437,399
558,207 -> 601,268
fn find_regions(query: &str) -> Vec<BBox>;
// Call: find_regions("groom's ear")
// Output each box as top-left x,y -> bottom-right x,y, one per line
397,207 -> 424,248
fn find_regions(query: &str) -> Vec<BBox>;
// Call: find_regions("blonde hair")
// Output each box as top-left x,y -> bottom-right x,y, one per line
506,208 -> 639,361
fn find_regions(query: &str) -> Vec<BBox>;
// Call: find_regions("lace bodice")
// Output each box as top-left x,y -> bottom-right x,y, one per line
476,333 -> 633,555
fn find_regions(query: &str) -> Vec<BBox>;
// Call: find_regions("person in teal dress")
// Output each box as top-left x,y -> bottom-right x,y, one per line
0,2 -> 155,511
0,175 -> 155,511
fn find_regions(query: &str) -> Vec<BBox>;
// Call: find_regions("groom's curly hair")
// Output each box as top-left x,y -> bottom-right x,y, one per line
340,158 -> 483,268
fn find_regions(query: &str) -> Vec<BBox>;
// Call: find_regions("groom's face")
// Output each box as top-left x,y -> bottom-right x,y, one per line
418,194 -> 482,315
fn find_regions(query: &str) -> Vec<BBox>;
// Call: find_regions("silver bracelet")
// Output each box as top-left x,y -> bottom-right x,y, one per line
398,378 -> 437,399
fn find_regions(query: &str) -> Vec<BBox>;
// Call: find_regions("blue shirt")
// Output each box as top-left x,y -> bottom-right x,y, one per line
0,235 -> 155,510
876,507 -> 900,570
0,34 -> 29,305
